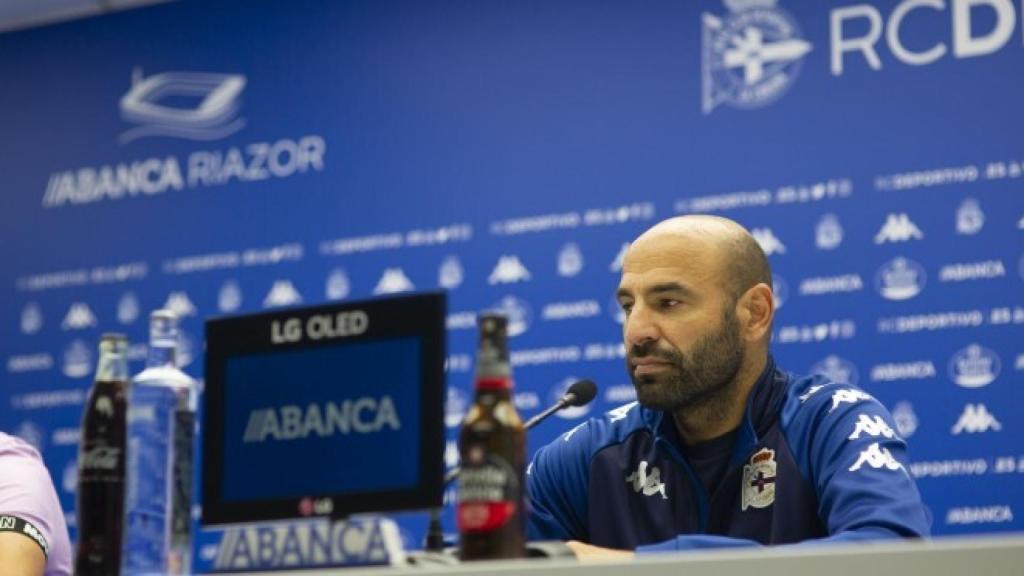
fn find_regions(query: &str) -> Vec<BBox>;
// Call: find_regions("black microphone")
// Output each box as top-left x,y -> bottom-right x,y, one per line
425,379 -> 599,552
522,379 -> 597,429
442,379 -> 598,486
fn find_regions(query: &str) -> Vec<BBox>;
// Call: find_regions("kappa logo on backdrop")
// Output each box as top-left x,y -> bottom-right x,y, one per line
61,303 -> 97,331
326,268 -> 352,300
874,213 -> 923,244
20,303 -> 42,335
891,401 -> 918,438
488,255 -> 531,285
952,404 -> 1001,435
815,213 -> 844,250
119,68 -> 247,144
949,344 -> 1001,388
701,0 -> 812,114
263,280 -> 303,308
558,243 -> 584,278
491,295 -> 532,337
219,280 -> 243,312
609,243 -> 630,272
956,198 -> 985,235
438,257 -> 464,290
875,257 -> 926,301
626,461 -> 668,499
810,355 -> 859,386
751,228 -> 786,255
374,268 -> 414,295
164,291 -> 197,317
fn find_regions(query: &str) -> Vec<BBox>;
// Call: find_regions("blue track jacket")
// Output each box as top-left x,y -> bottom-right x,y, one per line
526,358 -> 931,552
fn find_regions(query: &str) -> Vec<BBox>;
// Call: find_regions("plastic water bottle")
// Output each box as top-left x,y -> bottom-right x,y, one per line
122,310 -> 197,574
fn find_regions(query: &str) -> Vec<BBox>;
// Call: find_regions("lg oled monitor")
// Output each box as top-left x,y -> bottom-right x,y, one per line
201,292 -> 445,525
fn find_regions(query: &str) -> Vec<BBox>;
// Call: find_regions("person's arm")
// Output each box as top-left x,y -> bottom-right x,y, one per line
526,420 -> 594,542
0,531 -> 45,576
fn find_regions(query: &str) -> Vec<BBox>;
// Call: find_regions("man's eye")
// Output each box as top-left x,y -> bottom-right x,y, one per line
660,299 -> 680,309
619,302 -> 633,314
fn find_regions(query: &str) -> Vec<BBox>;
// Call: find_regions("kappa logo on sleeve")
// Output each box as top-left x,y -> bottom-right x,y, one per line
829,388 -> 873,412
625,461 -> 667,500
849,443 -> 903,473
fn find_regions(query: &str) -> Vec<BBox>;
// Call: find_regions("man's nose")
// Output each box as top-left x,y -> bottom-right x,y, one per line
624,303 -> 660,348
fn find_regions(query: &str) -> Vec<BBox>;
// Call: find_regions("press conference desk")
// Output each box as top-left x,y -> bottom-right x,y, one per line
242,534 -> 1024,576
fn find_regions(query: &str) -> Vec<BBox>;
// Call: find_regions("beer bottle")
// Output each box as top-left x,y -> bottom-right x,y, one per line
75,334 -> 130,575
457,314 -> 526,560
122,310 -> 197,574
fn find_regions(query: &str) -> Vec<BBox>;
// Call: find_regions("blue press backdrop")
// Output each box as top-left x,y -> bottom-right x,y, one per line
1,0 -> 1022,569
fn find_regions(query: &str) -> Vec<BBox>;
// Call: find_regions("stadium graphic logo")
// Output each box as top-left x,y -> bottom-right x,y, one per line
491,295 -> 532,337
243,396 -> 401,443
119,68 -> 247,144
810,355 -> 858,386
609,243 -> 629,272
949,344 -> 1001,388
702,0 -> 812,114
875,257 -> 926,301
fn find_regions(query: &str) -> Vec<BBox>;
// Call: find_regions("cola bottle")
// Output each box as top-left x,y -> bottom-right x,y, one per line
457,314 -> 526,560
122,310 -> 197,574
75,333 -> 130,575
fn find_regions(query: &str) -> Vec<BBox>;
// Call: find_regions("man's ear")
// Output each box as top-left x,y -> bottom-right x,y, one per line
737,283 -> 774,342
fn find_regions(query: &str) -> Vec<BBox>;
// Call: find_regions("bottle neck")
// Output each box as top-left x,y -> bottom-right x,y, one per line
147,340 -> 178,368
95,351 -> 129,382
473,376 -> 514,401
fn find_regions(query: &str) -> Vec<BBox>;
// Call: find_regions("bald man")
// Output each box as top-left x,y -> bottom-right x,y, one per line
526,215 -> 930,560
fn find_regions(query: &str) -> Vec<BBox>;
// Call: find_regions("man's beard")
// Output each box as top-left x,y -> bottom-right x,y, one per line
626,308 -> 744,415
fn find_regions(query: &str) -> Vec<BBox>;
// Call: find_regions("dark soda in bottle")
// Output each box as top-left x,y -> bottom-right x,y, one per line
75,333 -> 130,575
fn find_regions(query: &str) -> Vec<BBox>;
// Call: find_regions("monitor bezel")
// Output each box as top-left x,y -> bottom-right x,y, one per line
201,292 -> 446,526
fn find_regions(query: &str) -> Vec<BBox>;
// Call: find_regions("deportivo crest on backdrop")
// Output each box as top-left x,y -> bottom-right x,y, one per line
702,0 -> 812,114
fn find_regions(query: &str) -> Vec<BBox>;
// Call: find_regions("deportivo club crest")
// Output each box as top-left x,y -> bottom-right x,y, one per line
702,0 -> 812,114
742,447 -> 777,511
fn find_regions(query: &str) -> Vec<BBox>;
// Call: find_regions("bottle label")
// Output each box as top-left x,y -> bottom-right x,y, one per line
123,385 -> 177,571
456,453 -> 519,533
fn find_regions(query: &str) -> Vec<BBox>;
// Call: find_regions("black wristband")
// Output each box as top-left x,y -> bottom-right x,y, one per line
0,515 -> 49,558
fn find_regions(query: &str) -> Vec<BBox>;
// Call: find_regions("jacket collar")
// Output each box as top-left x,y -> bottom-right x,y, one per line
642,355 -> 787,467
